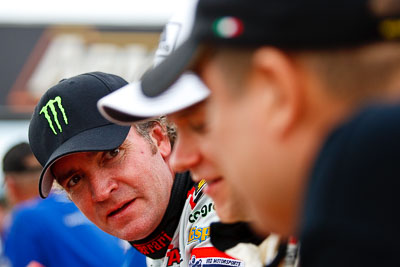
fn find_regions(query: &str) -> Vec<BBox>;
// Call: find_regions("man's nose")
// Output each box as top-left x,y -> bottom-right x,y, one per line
170,135 -> 201,173
90,171 -> 118,202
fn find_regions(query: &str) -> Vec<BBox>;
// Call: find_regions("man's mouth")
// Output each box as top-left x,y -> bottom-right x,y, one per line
207,176 -> 223,185
107,199 -> 135,217
204,177 -> 223,195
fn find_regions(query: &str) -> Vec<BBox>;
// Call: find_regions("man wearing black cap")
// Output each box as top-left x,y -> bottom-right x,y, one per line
28,71 -> 245,266
98,0 -> 400,266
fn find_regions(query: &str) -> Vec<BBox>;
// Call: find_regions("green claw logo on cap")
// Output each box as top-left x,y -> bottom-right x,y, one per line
40,96 -> 69,135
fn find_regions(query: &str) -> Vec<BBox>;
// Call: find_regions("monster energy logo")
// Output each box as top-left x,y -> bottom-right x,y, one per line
40,96 -> 68,135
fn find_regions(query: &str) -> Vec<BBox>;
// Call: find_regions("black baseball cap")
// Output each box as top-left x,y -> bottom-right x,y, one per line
3,142 -> 41,174
141,0 -> 400,97
29,72 -> 131,198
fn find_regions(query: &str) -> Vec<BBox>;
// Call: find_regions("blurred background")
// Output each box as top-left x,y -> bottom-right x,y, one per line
0,0 -> 186,191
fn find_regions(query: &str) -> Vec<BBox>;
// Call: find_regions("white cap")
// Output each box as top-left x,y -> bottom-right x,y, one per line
98,0 -> 209,124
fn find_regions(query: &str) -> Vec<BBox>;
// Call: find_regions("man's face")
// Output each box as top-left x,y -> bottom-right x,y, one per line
196,52 -> 310,236
52,127 -> 174,240
168,101 -> 248,223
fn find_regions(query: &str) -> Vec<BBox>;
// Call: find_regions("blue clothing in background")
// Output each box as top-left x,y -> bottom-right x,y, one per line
3,191 -> 146,267
124,247 -> 147,267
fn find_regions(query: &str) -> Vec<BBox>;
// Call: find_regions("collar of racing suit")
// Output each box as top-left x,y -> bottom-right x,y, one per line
130,171 -> 194,259
210,222 -> 290,267
210,222 -> 265,251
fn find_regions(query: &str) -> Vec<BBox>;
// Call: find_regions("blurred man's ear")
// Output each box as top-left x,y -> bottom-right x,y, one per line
249,47 -> 306,139
3,175 -> 17,205
149,123 -> 172,159
4,175 -> 14,190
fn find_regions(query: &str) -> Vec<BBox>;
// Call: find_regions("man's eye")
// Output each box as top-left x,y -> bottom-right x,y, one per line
67,175 -> 81,188
105,148 -> 120,160
189,122 -> 207,133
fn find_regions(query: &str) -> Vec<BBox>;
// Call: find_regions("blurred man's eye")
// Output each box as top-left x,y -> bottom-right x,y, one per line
189,122 -> 207,134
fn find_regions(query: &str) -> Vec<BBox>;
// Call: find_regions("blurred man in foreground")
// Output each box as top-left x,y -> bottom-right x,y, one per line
105,0 -> 400,266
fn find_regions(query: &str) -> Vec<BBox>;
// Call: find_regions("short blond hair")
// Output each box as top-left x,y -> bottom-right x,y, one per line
212,42 -> 400,102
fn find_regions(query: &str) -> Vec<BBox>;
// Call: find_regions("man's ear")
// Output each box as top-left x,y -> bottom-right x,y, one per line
4,175 -> 14,188
4,175 -> 17,199
250,47 -> 305,138
149,123 -> 172,159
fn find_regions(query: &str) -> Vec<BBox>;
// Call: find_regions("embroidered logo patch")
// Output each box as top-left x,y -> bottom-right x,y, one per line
40,96 -> 68,135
